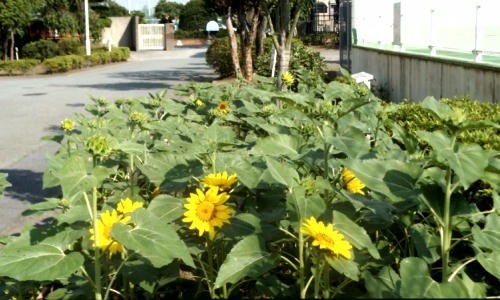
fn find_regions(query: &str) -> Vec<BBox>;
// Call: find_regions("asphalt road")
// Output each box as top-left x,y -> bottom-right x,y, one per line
0,46 -> 217,235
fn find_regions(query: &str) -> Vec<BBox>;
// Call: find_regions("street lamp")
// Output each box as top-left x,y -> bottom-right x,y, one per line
85,0 -> 91,55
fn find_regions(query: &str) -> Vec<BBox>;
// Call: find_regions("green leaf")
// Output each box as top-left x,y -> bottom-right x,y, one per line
214,235 -> 279,288
446,144 -> 489,189
57,156 -> 97,204
409,224 -> 440,264
111,209 -> 194,268
324,81 -> 356,101
477,251 -> 500,279
41,133 -> 64,144
22,198 -> 61,216
230,158 -> 264,190
326,126 -> 370,158
345,159 -> 421,205
286,186 -> 326,225
251,134 -> 301,159
115,141 -> 147,155
147,194 -> 185,223
421,96 -> 454,120
0,229 -> 84,281
325,255 -> 360,281
0,172 -> 11,197
364,266 -> 401,298
332,210 -> 380,259
472,214 -> 500,251
265,157 -> 299,188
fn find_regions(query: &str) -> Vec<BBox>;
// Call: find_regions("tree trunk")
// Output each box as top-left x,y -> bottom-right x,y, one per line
241,7 -> 260,81
9,30 -> 14,61
256,13 -> 268,57
277,0 -> 290,90
226,6 -> 242,79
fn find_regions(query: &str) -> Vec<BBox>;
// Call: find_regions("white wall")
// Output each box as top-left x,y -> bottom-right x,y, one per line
352,0 -> 500,53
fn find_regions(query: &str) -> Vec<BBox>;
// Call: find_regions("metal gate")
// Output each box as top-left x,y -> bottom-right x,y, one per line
339,0 -> 352,71
138,24 -> 165,50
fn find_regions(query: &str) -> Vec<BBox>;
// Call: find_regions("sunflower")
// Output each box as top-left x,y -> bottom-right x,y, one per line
182,187 -> 234,239
341,168 -> 366,195
201,171 -> 237,191
90,209 -> 128,255
196,99 -> 205,106
60,118 -> 75,132
281,71 -> 295,86
217,101 -> 229,114
301,216 -> 352,259
116,198 -> 144,216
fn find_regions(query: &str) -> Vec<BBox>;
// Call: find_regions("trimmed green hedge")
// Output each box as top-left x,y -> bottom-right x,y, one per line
1,47 -> 130,75
0,59 -> 40,75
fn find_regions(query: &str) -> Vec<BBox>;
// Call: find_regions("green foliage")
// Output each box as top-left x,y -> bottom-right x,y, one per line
42,54 -> 83,73
154,0 -> 184,19
0,58 -> 40,75
57,37 -> 84,55
174,29 -> 209,39
178,0 -> 211,31
301,32 -> 339,48
0,74 -> 498,298
100,0 -> 129,18
22,39 -> 60,61
0,173 -> 10,197
383,96 -> 500,150
205,36 -> 234,78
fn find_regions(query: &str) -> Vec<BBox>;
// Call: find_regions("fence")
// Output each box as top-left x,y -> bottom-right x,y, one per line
352,0 -> 500,64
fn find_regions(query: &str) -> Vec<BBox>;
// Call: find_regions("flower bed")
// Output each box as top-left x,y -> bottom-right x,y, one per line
0,75 -> 498,298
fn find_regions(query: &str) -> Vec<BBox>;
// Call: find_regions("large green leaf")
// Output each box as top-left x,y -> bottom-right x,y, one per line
214,235 -> 279,288
57,156 -> 97,204
324,81 -> 356,101
111,209 -> 194,268
399,257 -> 485,298
332,210 -> 380,259
326,126 -> 370,158
364,266 -> 401,298
409,223 -> 440,264
286,186 -> 326,225
204,121 -> 238,147
251,134 -> 301,160
345,159 -> 421,205
472,214 -> 500,251
0,228 -> 84,281
147,194 -> 185,223
421,96 -> 454,120
325,255 -> 360,281
477,251 -> 500,279
265,157 -> 299,188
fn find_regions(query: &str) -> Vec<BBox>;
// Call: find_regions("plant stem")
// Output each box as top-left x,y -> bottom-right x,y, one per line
92,187 -> 103,300
206,238 -> 216,298
313,257 -> 324,298
299,230 -> 306,299
441,165 -> 452,283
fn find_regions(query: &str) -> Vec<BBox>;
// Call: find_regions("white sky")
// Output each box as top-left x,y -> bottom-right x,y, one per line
112,0 -> 188,13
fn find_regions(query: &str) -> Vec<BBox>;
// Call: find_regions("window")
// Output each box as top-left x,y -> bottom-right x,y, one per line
315,2 -> 328,14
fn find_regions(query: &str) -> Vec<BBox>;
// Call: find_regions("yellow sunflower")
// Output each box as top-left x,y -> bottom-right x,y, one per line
217,101 -> 229,114
60,118 -> 75,132
301,216 -> 353,259
116,198 -> 144,216
196,99 -> 205,106
90,209 -> 128,255
182,187 -> 234,239
201,171 -> 237,191
341,168 -> 366,195
281,71 -> 294,86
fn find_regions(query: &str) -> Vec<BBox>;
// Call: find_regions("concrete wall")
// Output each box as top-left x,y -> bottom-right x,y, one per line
352,46 -> 500,103
101,16 -> 136,50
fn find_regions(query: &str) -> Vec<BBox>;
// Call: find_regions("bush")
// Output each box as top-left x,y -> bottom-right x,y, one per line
205,37 -> 234,78
58,37 -> 84,55
254,38 -> 326,79
301,32 -> 339,48
383,96 -> 500,150
43,55 -> 82,73
0,59 -> 40,75
22,39 -> 60,61
174,29 -> 208,39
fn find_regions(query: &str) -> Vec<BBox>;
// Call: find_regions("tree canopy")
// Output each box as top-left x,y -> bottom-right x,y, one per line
154,0 -> 184,20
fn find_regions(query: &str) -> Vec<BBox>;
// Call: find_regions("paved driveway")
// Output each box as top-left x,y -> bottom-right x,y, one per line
0,46 -> 217,235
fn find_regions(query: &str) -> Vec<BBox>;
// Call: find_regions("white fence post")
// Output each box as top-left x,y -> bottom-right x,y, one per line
429,8 -> 437,56
473,1 -> 483,62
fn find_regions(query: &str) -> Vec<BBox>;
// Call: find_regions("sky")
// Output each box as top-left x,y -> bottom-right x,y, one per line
113,0 -> 188,14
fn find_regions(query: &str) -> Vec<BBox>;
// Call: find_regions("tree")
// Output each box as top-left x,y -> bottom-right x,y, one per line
0,0 -> 33,60
178,0 -> 211,32
99,0 -> 129,18
264,0 -> 314,89
154,0 -> 184,21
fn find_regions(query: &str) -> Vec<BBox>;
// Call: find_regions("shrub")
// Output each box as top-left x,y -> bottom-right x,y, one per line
58,37 -> 84,55
383,96 -> 500,150
205,37 -> 234,78
43,55 -> 77,73
0,59 -> 40,75
22,39 -> 60,61
174,29 -> 208,39
301,32 -> 339,48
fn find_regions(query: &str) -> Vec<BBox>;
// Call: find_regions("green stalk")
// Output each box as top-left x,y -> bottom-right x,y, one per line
206,238 -> 216,298
441,166 -> 452,283
92,187 -> 103,300
299,231 -> 306,299
313,256 -> 324,298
